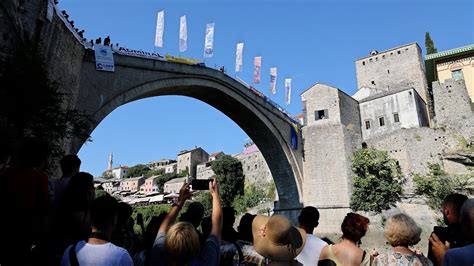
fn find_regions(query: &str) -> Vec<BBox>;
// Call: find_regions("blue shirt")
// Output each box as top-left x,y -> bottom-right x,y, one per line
443,243 -> 474,266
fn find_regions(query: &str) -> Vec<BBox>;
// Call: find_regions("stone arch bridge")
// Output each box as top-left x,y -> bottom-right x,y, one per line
75,50 -> 305,215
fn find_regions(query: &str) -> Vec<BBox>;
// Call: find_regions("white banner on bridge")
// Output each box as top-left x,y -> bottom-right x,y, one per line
46,0 -> 54,21
253,56 -> 261,84
179,15 -> 187,52
94,45 -> 115,72
270,67 -> 277,95
285,78 -> 292,105
204,23 -> 215,57
235,43 -> 244,72
155,10 -> 165,48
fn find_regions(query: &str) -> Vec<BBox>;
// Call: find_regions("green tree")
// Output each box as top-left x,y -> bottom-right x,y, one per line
127,164 -> 150,178
211,155 -> 245,207
233,184 -> 268,214
414,163 -> 472,211
146,168 -> 165,177
194,192 -> 213,216
157,173 -> 176,193
425,32 -> 438,55
350,148 -> 405,213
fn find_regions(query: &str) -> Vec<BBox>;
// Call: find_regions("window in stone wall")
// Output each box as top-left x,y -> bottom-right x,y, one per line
315,109 -> 328,120
397,51 -> 401,55
362,61 -> 365,65
379,117 -> 385,126
387,69 -> 390,74
393,113 -> 400,123
365,120 -> 371,130
371,81 -> 376,85
452,70 -> 464,81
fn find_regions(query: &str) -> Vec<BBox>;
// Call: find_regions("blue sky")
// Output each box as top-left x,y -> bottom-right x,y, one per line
60,0 -> 474,176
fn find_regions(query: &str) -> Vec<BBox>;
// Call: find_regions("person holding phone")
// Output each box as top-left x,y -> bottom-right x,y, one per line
151,178 -> 222,266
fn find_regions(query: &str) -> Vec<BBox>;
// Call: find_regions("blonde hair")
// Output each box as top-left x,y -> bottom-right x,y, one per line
165,222 -> 201,263
384,213 -> 421,247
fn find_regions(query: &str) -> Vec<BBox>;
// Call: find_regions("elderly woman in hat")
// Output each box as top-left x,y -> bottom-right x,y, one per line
319,213 -> 372,265
252,214 -> 306,265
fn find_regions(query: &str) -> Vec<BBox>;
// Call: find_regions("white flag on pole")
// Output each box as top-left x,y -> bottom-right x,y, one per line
179,15 -> 187,52
253,56 -> 262,84
285,78 -> 292,105
270,67 -> 277,95
155,10 -> 164,48
235,43 -> 244,72
204,23 -> 215,57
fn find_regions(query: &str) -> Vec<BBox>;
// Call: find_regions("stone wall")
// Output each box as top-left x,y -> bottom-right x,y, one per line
365,127 -> 461,194
432,78 -> 474,138
355,43 -> 429,104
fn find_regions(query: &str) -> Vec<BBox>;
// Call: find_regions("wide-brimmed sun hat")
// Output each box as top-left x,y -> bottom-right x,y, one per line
252,215 -> 307,261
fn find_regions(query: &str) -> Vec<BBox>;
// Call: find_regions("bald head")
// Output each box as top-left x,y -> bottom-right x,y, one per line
460,199 -> 474,241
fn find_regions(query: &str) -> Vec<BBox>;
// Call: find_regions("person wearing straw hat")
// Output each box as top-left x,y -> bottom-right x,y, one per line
252,215 -> 306,265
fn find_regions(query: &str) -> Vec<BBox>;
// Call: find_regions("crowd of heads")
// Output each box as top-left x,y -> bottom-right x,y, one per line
0,138 -> 472,266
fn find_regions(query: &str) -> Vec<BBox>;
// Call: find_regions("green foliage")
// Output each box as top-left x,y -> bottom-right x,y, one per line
425,32 -> 438,55
350,148 -> 405,213
127,164 -> 150,178
414,163 -> 472,210
194,192 -> 213,216
132,204 -> 170,227
0,43 -> 91,165
145,168 -> 165,177
266,181 -> 277,201
233,184 -> 268,214
177,167 -> 189,177
95,188 -> 108,198
211,155 -> 245,207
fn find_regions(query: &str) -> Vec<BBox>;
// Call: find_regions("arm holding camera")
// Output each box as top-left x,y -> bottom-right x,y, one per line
209,178 -> 223,240
158,181 -> 191,234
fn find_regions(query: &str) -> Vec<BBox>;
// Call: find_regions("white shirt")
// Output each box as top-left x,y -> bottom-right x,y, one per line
61,240 -> 133,266
296,234 -> 328,265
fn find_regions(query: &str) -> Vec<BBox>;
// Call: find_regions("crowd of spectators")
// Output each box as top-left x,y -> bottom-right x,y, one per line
0,139 -> 473,265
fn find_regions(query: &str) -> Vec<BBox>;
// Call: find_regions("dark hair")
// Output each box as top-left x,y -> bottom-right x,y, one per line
238,213 -> 256,243
91,195 -> 119,230
60,155 -> 81,175
180,202 -> 204,228
443,193 -> 468,217
341,213 -> 370,243
298,206 -> 320,228
117,202 -> 133,225
223,206 -> 236,226
61,172 -> 94,212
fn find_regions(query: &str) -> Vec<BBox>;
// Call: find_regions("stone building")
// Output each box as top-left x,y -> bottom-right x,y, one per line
300,42 -> 474,232
356,87 -> 429,140
234,143 -> 273,186
140,175 -> 160,195
165,163 -> 177,174
425,44 -> 474,102
301,83 -> 361,229
103,165 -> 129,179
355,43 -> 429,104
196,152 -> 225,180
146,159 -> 176,171
120,175 -> 145,192
164,177 -> 188,194
177,147 -> 209,178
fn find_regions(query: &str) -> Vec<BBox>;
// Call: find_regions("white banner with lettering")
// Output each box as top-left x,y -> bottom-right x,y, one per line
285,78 -> 292,105
155,10 -> 164,48
235,43 -> 244,72
94,45 -> 115,72
204,23 -> 215,57
270,67 -> 277,95
179,15 -> 187,52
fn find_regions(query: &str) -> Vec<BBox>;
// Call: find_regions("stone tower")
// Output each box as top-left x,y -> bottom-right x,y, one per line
108,152 -> 113,170
355,43 -> 429,105
301,83 -> 362,232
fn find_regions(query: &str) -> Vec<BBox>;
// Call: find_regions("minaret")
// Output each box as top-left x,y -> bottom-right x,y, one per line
108,152 -> 113,170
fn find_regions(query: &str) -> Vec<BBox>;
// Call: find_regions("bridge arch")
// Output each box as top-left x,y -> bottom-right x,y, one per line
73,52 -> 304,213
